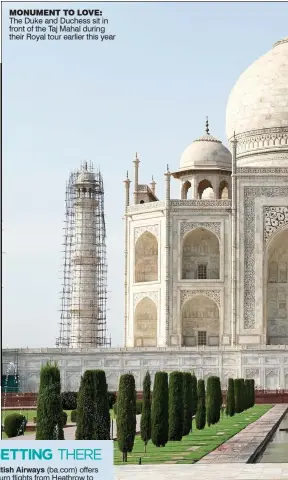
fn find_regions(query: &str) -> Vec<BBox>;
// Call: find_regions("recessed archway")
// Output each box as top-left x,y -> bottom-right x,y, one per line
134,297 -> 157,347
266,228 -> 288,345
198,179 -> 214,199
181,181 -> 191,199
135,231 -> 158,283
182,295 -> 220,346
182,228 -> 220,280
219,180 -> 229,199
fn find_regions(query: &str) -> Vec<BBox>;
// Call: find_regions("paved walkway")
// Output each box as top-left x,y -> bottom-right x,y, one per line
198,404 -> 288,464
8,416 -> 141,440
114,464 -> 288,479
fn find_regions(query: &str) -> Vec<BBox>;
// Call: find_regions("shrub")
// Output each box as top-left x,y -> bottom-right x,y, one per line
114,399 -> 142,416
140,371 -> 151,452
234,379 -> 242,413
206,376 -> 222,426
195,379 -> 206,430
182,372 -> 193,436
117,373 -> 137,462
191,374 -> 198,418
151,372 -> 169,447
93,370 -> 110,440
108,391 -> 117,409
76,370 -> 96,440
62,411 -> 68,427
226,378 -> 235,417
36,361 -> 64,440
71,410 -> 77,423
61,391 -> 77,410
113,403 -> 118,416
240,379 -> 245,412
4,413 -> 27,438
251,379 -> 255,407
168,371 -> 184,441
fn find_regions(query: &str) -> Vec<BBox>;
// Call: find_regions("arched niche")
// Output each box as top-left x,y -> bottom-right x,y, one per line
198,179 -> 214,199
182,295 -> 220,346
266,228 -> 288,345
181,181 -> 191,199
219,180 -> 229,199
135,231 -> 158,283
182,227 -> 220,280
134,297 -> 157,347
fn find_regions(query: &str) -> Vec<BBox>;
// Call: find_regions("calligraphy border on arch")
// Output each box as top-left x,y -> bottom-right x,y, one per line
180,290 -> 221,307
244,186 -> 288,329
134,224 -> 159,242
133,291 -> 159,309
180,221 -> 221,239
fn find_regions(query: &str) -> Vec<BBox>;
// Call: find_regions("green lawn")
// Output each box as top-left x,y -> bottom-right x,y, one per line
114,404 -> 272,465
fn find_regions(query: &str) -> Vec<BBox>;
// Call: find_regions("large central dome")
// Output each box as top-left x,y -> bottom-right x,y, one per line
226,37 -> 288,167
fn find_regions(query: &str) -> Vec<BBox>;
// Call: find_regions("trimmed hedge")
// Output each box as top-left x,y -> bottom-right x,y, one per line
4,413 -> 27,438
114,399 -> 142,416
191,374 -> 198,418
182,372 -> 193,436
108,392 -> 117,409
168,371 -> 184,441
234,379 -> 242,413
71,410 -> 77,423
226,378 -> 235,417
62,411 -> 68,427
140,371 -> 151,452
116,373 -> 136,462
206,376 -> 222,426
76,371 -> 96,440
151,372 -> 169,447
195,379 -> 206,430
61,391 -> 77,410
93,370 -> 110,440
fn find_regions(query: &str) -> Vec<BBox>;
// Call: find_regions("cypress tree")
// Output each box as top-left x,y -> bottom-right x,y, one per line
191,373 -> 198,418
182,372 -> 193,436
93,370 -> 110,439
206,376 -> 222,426
251,379 -> 255,407
226,378 -> 235,417
36,361 -> 64,440
151,372 -> 169,447
234,379 -> 242,413
76,370 -> 96,440
240,378 -> 245,412
117,373 -> 136,462
244,379 -> 250,411
140,371 -> 151,452
168,371 -> 184,441
195,379 -> 206,430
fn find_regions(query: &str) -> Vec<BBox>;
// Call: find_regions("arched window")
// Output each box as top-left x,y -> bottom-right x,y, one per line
181,181 -> 191,199
219,180 -> 229,199
140,200 -> 144,204
182,228 -> 220,279
134,297 -> 157,347
135,232 -> 158,282
182,295 -> 219,346
197,179 -> 214,199
266,228 -> 288,345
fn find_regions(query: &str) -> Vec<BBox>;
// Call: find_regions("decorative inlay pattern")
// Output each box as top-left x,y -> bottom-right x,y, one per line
238,167 -> 288,175
134,224 -> 159,242
244,186 -> 288,328
180,290 -> 220,307
233,127 -> 288,158
127,201 -> 165,213
133,291 -> 159,309
264,206 -> 288,243
171,199 -> 231,207
180,221 -> 221,239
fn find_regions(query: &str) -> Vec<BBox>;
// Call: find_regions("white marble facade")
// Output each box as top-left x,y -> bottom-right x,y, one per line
2,38 -> 288,392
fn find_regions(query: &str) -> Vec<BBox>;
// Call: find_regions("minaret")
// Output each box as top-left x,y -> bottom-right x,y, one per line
150,176 -> 156,196
70,161 -> 98,348
164,165 -> 171,346
123,171 -> 131,346
133,153 -> 140,204
231,133 -> 238,346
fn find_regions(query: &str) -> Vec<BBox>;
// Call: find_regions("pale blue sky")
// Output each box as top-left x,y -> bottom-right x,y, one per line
2,2 -> 288,348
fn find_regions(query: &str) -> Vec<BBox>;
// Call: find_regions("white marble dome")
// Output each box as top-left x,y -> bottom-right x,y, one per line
180,133 -> 232,171
226,37 -> 288,166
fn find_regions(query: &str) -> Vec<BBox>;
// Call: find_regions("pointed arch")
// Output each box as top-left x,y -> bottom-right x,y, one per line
181,181 -> 191,199
182,227 -> 220,280
198,179 -> 214,199
182,295 -> 220,346
266,227 -> 288,345
135,231 -> 158,283
134,297 -> 157,347
219,180 -> 229,199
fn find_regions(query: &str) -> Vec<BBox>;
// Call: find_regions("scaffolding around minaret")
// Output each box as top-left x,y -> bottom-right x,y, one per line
57,161 -> 111,348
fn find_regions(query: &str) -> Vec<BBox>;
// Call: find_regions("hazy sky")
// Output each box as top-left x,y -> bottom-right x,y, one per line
2,1 -> 288,348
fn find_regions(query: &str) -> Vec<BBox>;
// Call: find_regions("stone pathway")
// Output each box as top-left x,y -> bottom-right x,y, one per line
7,416 -> 141,440
198,404 -> 288,464
114,464 -> 288,479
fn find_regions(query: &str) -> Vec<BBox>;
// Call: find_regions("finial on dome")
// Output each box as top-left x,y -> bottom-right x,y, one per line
84,161 -> 88,171
205,116 -> 210,135
126,170 -> 129,179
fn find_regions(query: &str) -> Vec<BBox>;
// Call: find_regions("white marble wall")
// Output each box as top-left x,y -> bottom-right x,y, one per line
3,347 -> 288,393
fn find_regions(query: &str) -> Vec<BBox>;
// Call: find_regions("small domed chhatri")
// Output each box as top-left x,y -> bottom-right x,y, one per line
226,36 -> 288,166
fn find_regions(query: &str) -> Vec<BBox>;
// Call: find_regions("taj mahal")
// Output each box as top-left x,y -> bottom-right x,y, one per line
2,36 -> 288,392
